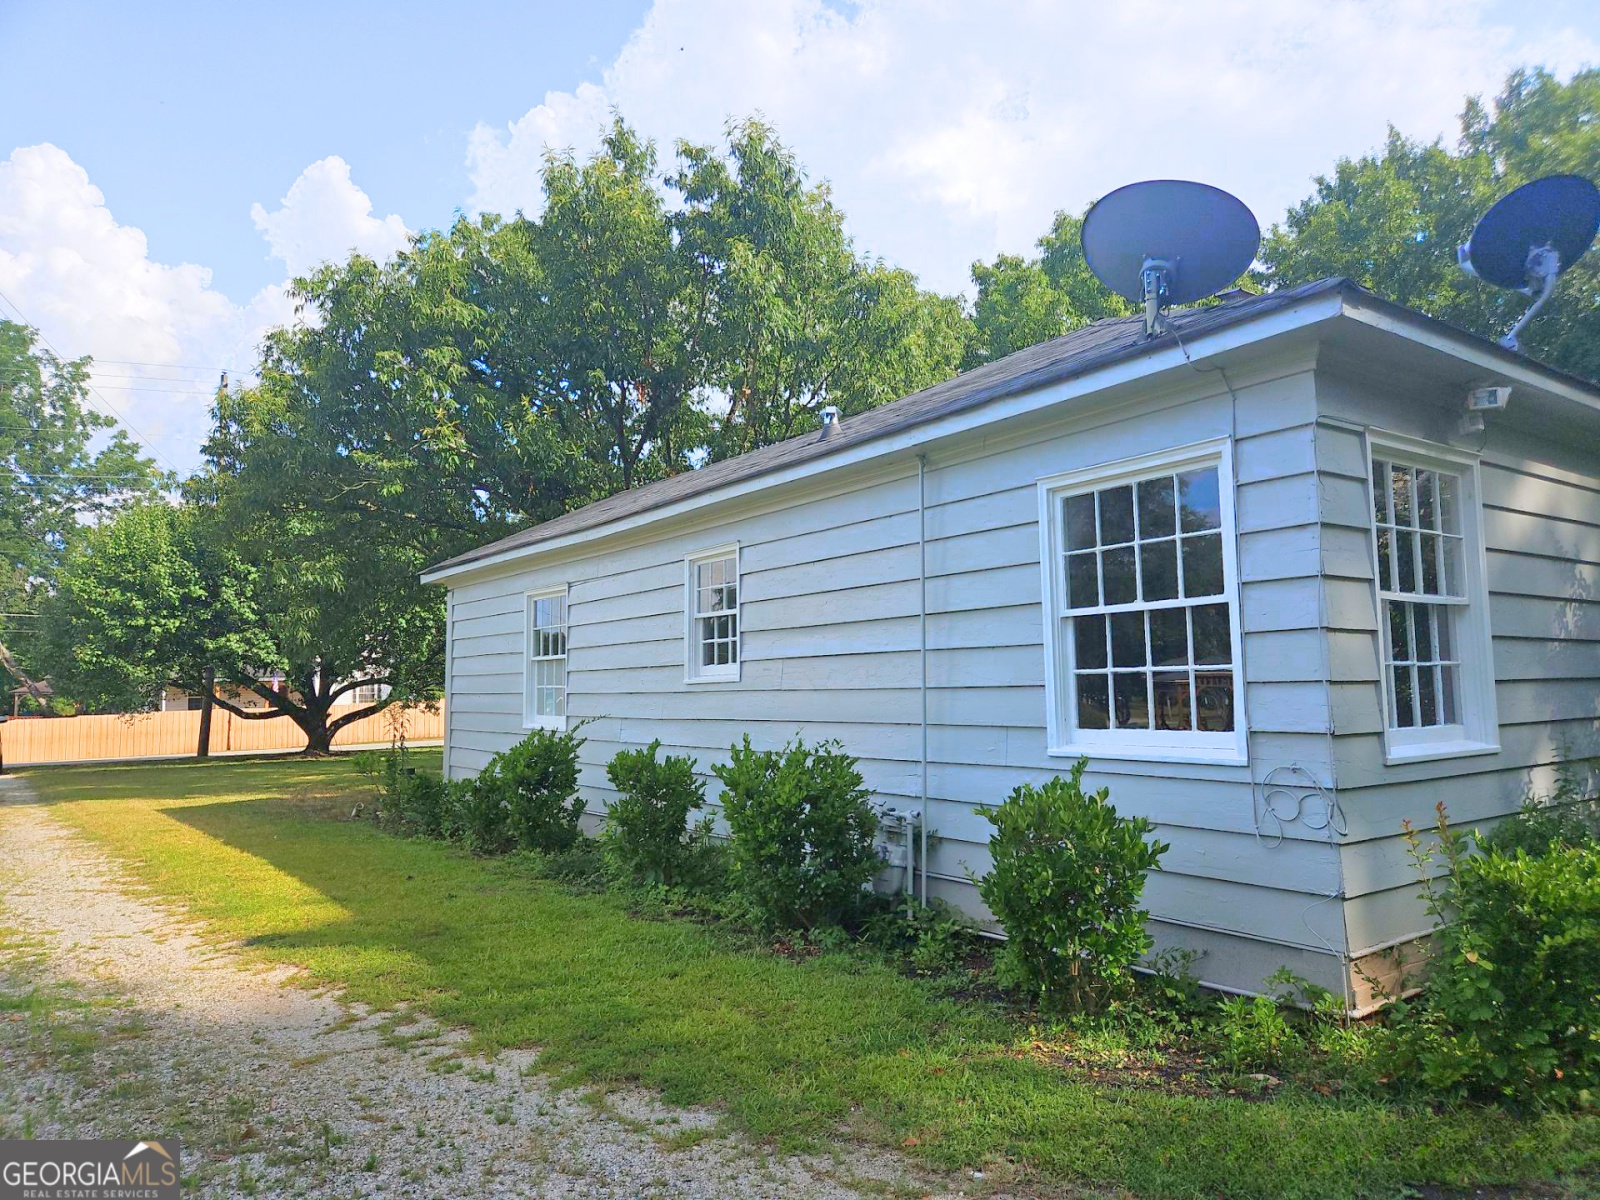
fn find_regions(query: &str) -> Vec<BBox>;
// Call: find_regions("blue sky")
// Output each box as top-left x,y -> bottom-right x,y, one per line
2,0 -> 1598,473
1,0 -> 650,301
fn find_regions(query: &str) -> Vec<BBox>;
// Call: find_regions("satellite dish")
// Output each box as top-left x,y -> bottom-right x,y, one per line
1082,180 -> 1260,337
1458,174 -> 1600,351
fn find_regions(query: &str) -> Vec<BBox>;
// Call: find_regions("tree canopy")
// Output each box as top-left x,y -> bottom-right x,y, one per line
1259,68 -> 1600,378
182,119 -> 970,729
0,320 -> 165,685
965,211 -> 1132,367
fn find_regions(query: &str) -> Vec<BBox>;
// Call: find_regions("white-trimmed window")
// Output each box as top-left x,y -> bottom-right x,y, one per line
1368,438 -> 1498,762
686,546 -> 740,681
1039,440 -> 1246,763
524,588 -> 568,728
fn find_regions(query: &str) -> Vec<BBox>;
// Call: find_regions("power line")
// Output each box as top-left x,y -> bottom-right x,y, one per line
0,289 -> 188,478
0,371 -> 227,387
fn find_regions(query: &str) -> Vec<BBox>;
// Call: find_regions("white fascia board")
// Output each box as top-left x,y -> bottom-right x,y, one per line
1340,293 -> 1600,417
421,291 -> 1349,587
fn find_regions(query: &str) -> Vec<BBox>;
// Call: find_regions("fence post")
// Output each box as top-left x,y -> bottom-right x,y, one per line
197,667 -> 215,759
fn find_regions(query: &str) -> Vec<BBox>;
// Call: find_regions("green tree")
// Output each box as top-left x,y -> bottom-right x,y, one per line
144,115 -> 970,738
966,210 -> 1131,367
37,502 -> 268,715
37,495 -> 416,752
0,320 -> 165,685
535,118 -> 713,489
675,119 -> 968,458
1261,67 -> 1600,378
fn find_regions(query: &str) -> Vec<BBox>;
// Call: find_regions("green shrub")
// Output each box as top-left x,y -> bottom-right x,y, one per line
444,770 -> 511,853
1483,754 -> 1599,857
712,736 -> 880,930
356,746 -> 451,837
977,759 -> 1168,1013
1216,993 -> 1304,1072
1397,802 -> 1600,1108
485,726 -> 586,853
445,727 -> 586,854
602,741 -> 708,887
862,898 -> 979,978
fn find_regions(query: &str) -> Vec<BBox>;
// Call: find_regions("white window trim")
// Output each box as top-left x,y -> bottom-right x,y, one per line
523,585 -> 569,730
1037,437 -> 1248,766
684,544 -> 741,684
1364,430 -> 1500,765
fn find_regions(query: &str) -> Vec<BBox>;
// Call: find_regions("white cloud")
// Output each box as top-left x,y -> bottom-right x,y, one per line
0,144 -> 263,474
250,156 -> 410,278
466,82 -> 613,219
0,146 -> 407,476
466,0 -> 1600,296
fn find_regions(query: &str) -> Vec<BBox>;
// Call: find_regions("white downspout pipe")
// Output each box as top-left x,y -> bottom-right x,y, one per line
917,453 -> 930,907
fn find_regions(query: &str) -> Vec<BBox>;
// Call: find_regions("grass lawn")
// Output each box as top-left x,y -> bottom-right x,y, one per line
14,754 -> 1600,1199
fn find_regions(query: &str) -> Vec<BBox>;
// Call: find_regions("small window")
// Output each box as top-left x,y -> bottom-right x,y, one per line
347,682 -> 385,705
1368,442 -> 1498,761
1039,441 -> 1245,763
524,588 -> 568,728
686,547 -> 739,681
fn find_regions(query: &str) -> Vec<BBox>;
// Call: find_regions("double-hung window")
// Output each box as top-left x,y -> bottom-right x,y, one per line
524,588 -> 568,728
1039,441 -> 1245,763
686,546 -> 740,681
1368,439 -> 1498,761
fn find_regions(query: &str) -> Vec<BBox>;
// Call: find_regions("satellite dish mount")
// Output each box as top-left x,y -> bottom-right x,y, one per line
1139,258 -> 1175,336
1458,174 -> 1600,353
1501,243 -> 1560,352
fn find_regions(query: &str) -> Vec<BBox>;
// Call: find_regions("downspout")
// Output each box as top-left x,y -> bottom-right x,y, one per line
917,453 -> 930,907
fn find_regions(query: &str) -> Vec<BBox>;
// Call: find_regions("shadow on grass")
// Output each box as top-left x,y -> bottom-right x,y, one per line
126,790 -> 1600,1200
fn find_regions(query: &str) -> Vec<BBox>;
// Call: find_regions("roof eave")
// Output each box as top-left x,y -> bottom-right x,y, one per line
1338,290 -> 1600,416
421,285 -> 1352,587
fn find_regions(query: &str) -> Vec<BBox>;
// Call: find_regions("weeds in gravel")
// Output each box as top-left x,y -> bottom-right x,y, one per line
21,754 -> 1600,1200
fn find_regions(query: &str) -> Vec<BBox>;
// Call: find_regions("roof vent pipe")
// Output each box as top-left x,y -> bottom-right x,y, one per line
819,405 -> 842,430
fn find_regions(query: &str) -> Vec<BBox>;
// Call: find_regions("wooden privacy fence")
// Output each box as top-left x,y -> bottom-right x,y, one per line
0,704 -> 442,767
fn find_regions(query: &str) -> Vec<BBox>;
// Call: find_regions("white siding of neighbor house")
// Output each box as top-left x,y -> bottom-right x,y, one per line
1314,371 -> 1600,993
445,351 -> 1365,997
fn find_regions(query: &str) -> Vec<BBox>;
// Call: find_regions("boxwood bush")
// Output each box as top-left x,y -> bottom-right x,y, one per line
603,740 -> 709,887
1396,800 -> 1600,1108
459,726 -> 586,854
713,736 -> 879,930
978,759 -> 1168,1013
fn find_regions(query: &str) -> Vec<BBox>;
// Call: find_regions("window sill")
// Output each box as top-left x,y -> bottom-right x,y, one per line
1383,738 -> 1500,766
523,717 -> 566,732
1048,744 -> 1249,768
684,671 -> 740,685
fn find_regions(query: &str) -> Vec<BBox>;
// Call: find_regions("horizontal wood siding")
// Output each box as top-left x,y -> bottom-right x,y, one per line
444,359 -> 1352,988
1317,374 -> 1600,956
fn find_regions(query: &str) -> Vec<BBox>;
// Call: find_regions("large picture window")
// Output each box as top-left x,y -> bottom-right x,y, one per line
524,588 -> 567,728
1039,441 -> 1245,763
1368,439 -> 1498,761
686,546 -> 739,681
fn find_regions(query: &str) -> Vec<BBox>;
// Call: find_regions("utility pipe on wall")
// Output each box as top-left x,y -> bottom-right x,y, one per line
917,452 -> 930,907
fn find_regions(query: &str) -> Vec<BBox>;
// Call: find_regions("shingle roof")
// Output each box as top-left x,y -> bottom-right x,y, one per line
427,278 -> 1349,578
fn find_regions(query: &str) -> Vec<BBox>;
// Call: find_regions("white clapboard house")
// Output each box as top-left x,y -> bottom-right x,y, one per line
423,278 -> 1600,1005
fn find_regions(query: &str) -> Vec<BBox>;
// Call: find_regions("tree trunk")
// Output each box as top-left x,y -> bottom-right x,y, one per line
302,720 -> 335,756
298,684 -> 335,756
197,666 -> 215,759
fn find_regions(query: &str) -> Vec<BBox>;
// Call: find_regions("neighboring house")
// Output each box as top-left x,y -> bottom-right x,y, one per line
422,278 -> 1600,1007
10,680 -> 55,717
160,675 -> 389,712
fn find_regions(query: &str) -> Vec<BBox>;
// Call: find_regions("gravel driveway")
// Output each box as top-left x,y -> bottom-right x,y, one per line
0,777 -> 991,1199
